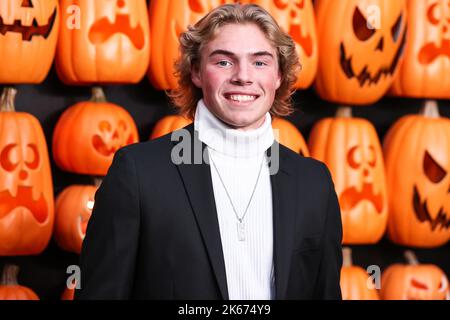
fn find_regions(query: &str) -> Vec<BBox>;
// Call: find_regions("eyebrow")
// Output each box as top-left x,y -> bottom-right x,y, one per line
208,49 -> 275,59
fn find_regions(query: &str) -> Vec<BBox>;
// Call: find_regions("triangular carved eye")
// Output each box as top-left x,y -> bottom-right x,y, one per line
423,151 -> 447,183
21,0 -> 33,8
353,7 -> 376,41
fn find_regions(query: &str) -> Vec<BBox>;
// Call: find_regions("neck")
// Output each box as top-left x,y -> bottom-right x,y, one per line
194,99 -> 274,158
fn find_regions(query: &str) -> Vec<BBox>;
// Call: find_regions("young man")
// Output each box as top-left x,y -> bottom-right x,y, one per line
76,4 -> 342,300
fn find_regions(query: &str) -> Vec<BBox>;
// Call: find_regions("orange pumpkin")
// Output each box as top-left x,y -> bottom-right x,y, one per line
61,286 -> 75,300
391,0 -> 450,98
148,0 -> 239,90
271,117 -> 309,156
315,0 -> 407,105
383,100 -> 450,248
0,265 -> 39,300
56,0 -> 150,84
0,87 -> 54,256
53,87 -> 138,176
308,107 -> 388,244
0,0 -> 59,83
248,0 -> 318,88
340,247 -> 380,300
381,250 -> 449,300
54,183 -> 99,254
150,115 -> 193,140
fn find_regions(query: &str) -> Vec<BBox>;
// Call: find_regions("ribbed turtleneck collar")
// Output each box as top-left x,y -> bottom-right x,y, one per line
194,99 -> 274,158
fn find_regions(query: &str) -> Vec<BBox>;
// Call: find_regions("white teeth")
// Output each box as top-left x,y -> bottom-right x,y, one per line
228,95 -> 256,102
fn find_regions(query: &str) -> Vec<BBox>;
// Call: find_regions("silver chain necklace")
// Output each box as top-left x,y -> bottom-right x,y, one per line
209,152 -> 265,241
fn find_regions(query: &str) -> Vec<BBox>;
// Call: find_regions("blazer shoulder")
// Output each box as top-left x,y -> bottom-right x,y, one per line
279,143 -> 330,179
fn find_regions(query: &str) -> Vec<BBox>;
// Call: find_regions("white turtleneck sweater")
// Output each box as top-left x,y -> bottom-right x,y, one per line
194,100 -> 275,300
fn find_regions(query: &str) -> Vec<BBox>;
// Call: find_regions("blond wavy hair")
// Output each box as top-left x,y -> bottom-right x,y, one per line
168,3 -> 301,120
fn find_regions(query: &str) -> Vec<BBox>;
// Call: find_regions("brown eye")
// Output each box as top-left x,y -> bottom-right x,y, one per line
391,13 -> 403,42
353,7 -> 376,41
423,151 -> 447,183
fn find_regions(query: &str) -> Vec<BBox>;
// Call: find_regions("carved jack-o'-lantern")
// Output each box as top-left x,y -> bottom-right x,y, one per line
0,0 -> 59,83
0,88 -> 54,256
54,184 -> 98,254
271,117 -> 309,156
53,87 -> 138,176
56,0 -> 150,84
381,251 -> 449,300
340,248 -> 380,300
391,0 -> 450,99
315,0 -> 407,105
383,100 -> 450,248
148,0 -> 240,90
248,0 -> 318,88
150,115 -> 193,140
308,107 -> 388,244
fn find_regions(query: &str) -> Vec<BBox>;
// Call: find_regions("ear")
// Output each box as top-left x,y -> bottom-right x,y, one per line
191,64 -> 202,88
275,70 -> 282,90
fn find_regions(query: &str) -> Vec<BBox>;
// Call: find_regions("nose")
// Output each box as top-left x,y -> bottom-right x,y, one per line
231,63 -> 253,85
117,0 -> 125,9
375,37 -> 384,52
19,169 -> 28,181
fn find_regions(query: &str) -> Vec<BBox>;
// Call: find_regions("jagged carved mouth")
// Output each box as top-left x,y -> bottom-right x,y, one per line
413,185 -> 450,231
89,14 -> 145,50
418,39 -> 450,65
0,186 -> 48,223
0,8 -> 57,41
339,28 -> 407,87
92,133 -> 134,157
339,182 -> 384,213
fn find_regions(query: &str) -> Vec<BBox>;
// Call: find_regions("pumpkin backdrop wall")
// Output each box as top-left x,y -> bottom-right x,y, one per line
340,247 -> 380,300
308,107 -> 388,244
0,265 -> 39,300
148,0 -> 240,90
381,251 -> 449,300
391,0 -> 450,99
0,0 -> 59,83
53,87 -> 138,176
315,0 -> 407,105
54,184 -> 98,254
0,88 -> 54,256
248,0 -> 318,89
56,0 -> 150,84
383,100 -> 450,248
150,114 -> 193,140
271,117 -> 309,155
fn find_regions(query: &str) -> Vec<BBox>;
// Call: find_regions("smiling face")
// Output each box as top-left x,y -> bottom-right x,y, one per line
191,23 -> 281,131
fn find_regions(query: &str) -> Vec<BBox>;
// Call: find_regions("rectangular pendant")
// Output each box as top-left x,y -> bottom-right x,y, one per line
237,221 -> 246,241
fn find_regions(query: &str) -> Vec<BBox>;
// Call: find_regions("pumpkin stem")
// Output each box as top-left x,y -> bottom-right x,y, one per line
0,87 -> 17,112
92,176 -> 103,188
420,100 -> 440,118
90,87 -> 107,103
342,247 -> 353,267
404,250 -> 419,265
335,106 -> 352,118
0,264 -> 19,286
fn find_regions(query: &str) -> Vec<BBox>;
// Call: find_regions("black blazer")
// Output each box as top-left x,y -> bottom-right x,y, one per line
75,124 -> 343,300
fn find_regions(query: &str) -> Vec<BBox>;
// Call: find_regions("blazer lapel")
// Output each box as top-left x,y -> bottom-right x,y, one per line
270,144 -> 298,299
174,124 -> 229,300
